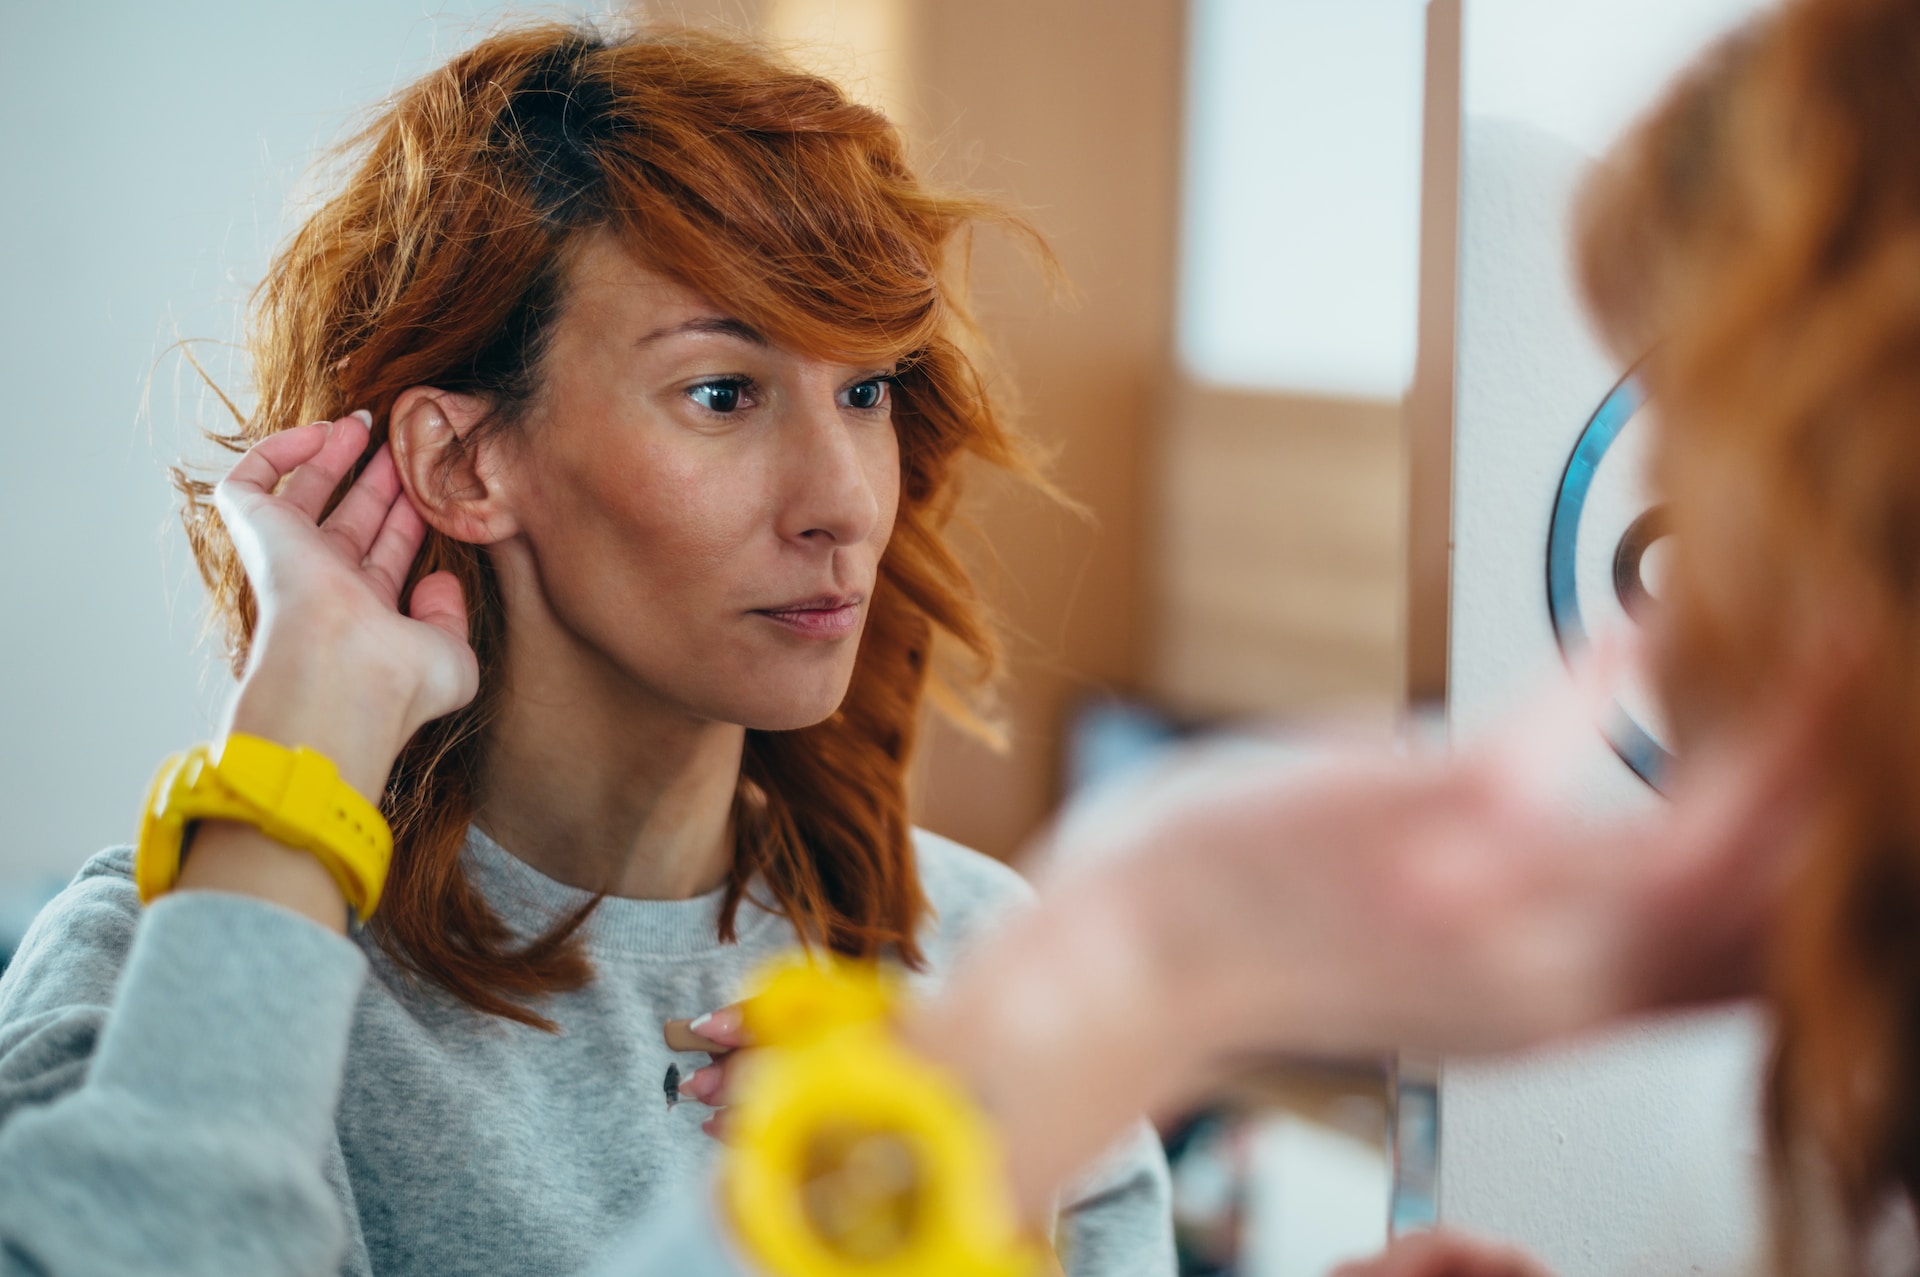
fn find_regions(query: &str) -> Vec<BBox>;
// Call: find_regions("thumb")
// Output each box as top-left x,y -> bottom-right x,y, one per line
407,571 -> 469,644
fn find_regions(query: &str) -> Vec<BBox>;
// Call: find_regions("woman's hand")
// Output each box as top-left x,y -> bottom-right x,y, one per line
175,411 -> 480,932
664,1003 -> 751,1140
1102,647 -> 1830,1064
215,411 -> 479,797
906,650 -> 1835,1218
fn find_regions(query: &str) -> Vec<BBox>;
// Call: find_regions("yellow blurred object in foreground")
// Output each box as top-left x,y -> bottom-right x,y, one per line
724,957 -> 1047,1277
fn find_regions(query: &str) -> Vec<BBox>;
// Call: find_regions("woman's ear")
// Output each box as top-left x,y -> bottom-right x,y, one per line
388,386 -> 519,545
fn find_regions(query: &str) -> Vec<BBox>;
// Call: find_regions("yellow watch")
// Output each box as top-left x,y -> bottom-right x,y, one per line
723,958 -> 1049,1277
135,733 -> 393,917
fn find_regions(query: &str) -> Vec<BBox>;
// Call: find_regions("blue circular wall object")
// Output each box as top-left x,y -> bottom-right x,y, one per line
1545,370 -> 1674,791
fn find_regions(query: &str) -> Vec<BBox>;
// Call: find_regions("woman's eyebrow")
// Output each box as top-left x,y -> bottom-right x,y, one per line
635,316 -> 768,347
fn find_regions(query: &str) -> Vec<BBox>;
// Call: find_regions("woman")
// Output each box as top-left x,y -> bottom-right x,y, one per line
0,22 -> 1170,1277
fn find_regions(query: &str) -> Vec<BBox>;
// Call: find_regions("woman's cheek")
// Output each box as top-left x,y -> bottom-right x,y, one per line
868,430 -> 904,549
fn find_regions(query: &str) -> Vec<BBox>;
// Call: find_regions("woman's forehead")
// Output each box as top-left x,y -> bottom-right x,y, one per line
560,228 -> 925,366
561,237 -> 713,328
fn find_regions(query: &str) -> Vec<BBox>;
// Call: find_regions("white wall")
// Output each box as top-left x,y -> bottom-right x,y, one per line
1178,0 -> 1427,399
1464,0 -> 1770,156
0,1 -> 612,890
1441,2 -> 1772,1274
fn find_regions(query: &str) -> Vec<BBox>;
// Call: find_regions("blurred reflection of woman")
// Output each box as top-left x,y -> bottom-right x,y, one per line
886,2 -> 1920,1275
0,23 -> 1170,1277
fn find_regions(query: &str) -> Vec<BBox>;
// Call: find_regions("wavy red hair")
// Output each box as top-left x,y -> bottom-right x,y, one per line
176,23 -> 1044,1028
1577,0 -> 1920,1264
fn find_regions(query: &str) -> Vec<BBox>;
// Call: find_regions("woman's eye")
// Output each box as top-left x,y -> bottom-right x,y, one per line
688,380 -> 746,413
844,378 -> 891,411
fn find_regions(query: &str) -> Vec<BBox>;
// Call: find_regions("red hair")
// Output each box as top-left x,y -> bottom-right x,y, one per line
176,23 -> 1045,1028
1577,0 -> 1920,1264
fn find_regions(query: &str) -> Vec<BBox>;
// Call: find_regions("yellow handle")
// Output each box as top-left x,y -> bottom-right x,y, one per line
723,957 -> 1047,1277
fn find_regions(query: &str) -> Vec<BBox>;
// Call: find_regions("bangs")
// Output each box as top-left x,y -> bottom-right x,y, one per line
586,39 -> 950,362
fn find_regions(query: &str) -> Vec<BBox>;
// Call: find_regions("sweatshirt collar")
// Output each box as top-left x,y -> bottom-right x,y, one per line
460,825 -> 786,961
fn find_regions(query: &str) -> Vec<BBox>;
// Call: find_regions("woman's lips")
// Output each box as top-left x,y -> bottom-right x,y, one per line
752,597 -> 863,639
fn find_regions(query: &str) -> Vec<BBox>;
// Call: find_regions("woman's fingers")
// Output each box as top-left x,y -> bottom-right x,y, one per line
215,411 -> 375,532
663,1003 -> 750,1053
1472,648 -> 1627,815
273,411 -> 374,519
666,1003 -> 752,1138
689,1004 -> 749,1047
662,1021 -> 725,1053
679,1060 -> 730,1106
215,420 -> 333,516
360,482 -> 428,603
321,444 -> 403,560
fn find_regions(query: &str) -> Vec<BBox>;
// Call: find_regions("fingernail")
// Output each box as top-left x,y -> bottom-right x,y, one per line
681,1066 -> 717,1103
689,1008 -> 742,1039
351,409 -> 373,428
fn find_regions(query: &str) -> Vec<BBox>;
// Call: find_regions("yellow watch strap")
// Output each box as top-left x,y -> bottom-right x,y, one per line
134,734 -> 393,916
135,749 -> 252,904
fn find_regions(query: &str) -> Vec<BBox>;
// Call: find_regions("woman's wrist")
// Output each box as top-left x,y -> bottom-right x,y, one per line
230,624 -> 422,800
165,628 -> 419,935
175,820 -> 355,934
173,641 -> 415,934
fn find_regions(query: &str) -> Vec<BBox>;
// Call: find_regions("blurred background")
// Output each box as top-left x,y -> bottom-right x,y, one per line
0,2 -> 1772,1274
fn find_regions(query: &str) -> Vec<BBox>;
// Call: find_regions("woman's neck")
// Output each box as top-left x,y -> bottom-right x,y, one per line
475,577 -> 745,901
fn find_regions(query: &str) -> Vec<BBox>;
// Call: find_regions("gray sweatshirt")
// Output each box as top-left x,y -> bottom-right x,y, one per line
0,828 -> 1173,1276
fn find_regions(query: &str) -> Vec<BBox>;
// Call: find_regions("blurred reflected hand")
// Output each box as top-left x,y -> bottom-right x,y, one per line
1041,639 -> 1832,1065
907,645 -> 1835,1218
1332,1232 -> 1553,1277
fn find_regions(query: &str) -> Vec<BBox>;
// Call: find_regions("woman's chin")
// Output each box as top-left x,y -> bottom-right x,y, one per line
733,698 -> 849,733
711,680 -> 854,733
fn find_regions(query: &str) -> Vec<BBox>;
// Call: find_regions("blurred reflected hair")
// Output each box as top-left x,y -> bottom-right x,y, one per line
177,22 -> 1047,1027
1577,0 -> 1920,1265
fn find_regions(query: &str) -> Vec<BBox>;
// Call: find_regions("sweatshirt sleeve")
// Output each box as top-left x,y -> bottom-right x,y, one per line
0,852 -> 368,1277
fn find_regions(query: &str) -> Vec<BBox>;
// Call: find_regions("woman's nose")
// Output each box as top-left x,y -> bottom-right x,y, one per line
777,400 -> 883,548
